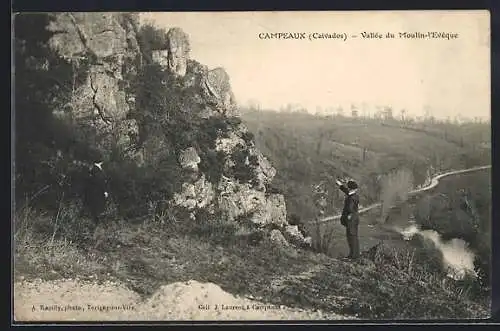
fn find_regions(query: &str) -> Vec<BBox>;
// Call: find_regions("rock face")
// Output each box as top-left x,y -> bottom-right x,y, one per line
216,176 -> 287,226
46,12 -> 141,154
152,49 -> 169,67
32,15 -> 308,248
166,28 -> 190,78
214,125 -> 275,190
146,27 -> 311,248
172,174 -> 215,212
151,27 -> 191,78
201,67 -> 237,116
178,147 -> 201,171
151,33 -> 236,117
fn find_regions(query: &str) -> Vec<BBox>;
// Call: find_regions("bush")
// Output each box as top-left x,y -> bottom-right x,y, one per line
199,149 -> 226,185
136,23 -> 169,63
228,143 -> 257,184
14,13 -> 97,210
187,208 -> 239,245
310,221 -> 336,254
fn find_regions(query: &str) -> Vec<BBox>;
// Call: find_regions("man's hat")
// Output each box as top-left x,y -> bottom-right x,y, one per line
347,180 -> 358,190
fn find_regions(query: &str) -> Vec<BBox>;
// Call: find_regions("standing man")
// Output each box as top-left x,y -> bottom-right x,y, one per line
83,161 -> 109,225
336,178 -> 360,260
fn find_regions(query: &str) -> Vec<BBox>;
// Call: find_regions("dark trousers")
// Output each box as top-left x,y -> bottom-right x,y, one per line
83,190 -> 106,225
345,217 -> 360,258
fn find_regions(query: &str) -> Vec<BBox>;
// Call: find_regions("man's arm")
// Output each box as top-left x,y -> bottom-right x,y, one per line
336,180 -> 349,195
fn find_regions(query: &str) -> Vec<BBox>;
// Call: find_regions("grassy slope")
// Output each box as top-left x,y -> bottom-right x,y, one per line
14,210 -> 489,320
15,167 -> 491,320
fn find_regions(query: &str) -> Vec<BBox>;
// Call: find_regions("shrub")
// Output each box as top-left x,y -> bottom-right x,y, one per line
228,143 -> 257,184
310,221 -> 336,254
198,149 -> 226,185
186,208 -> 239,245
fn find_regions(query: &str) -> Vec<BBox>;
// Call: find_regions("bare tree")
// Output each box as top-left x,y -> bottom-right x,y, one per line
400,109 -> 406,123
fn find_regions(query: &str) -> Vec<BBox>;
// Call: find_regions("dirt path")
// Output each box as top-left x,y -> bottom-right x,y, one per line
14,278 -> 354,321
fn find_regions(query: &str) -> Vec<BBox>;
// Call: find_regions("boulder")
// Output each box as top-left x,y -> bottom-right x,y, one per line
283,225 -> 313,248
172,174 -> 215,212
269,229 -> 291,248
216,176 -> 286,227
179,147 -> 201,171
251,194 -> 287,227
201,67 -> 237,115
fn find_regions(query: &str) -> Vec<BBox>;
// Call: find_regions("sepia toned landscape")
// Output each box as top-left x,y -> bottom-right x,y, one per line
13,11 -> 491,321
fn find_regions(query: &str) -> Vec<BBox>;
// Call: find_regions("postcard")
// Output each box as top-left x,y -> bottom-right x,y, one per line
13,10 -> 491,322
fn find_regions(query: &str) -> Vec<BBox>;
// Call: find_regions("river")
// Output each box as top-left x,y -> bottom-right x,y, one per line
313,165 -> 491,279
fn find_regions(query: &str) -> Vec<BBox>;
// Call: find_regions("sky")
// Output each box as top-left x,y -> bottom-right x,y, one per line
141,11 -> 490,120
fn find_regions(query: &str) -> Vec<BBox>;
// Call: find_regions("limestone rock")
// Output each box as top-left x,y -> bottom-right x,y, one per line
251,149 -> 277,190
214,126 -> 276,190
152,49 -> 169,67
48,13 -> 126,59
172,174 -> 215,211
251,194 -> 287,227
215,131 -> 244,155
217,176 -> 286,227
179,147 -> 201,171
201,67 -> 237,115
46,12 -> 140,142
269,229 -> 291,248
166,28 -> 190,77
283,225 -> 313,248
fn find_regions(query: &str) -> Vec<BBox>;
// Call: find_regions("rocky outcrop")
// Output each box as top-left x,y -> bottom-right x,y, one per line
166,28 -> 190,77
46,12 -> 141,155
30,14 -> 308,249
214,126 -> 276,191
178,147 -> 201,171
149,27 -> 312,248
172,174 -> 215,213
150,29 -> 236,117
201,67 -> 237,116
152,27 -> 190,78
217,176 -> 287,226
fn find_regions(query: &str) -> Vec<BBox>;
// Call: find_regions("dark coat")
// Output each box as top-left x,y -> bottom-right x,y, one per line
83,164 -> 109,219
339,184 -> 360,230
